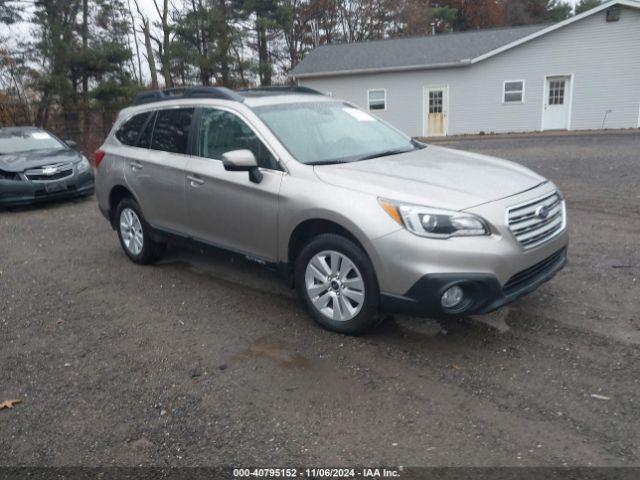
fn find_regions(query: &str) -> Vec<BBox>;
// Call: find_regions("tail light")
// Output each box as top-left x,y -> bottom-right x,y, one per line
94,149 -> 106,168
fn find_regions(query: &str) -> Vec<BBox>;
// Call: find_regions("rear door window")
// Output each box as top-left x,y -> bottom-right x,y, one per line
137,111 -> 157,149
115,112 -> 151,146
150,108 -> 195,154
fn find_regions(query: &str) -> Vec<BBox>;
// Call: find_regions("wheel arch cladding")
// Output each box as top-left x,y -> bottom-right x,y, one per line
287,218 -> 379,279
109,185 -> 135,228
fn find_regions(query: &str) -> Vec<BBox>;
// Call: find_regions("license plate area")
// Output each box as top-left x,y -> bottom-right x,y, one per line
44,180 -> 67,193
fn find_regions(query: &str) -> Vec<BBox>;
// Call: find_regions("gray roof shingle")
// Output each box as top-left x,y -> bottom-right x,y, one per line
291,25 -> 547,77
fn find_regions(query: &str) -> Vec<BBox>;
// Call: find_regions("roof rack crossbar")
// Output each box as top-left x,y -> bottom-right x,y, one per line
238,86 -> 324,95
133,86 -> 244,106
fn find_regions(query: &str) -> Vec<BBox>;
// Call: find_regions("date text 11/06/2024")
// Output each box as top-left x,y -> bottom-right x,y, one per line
233,467 -> 402,478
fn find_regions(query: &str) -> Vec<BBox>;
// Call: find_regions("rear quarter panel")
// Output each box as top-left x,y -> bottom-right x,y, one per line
95,144 -> 128,217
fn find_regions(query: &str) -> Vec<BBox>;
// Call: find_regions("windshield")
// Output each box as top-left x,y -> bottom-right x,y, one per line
254,101 -> 420,165
0,130 -> 66,155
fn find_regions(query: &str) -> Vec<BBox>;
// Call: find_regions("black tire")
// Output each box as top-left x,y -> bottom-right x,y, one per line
114,197 -> 161,265
295,233 -> 380,335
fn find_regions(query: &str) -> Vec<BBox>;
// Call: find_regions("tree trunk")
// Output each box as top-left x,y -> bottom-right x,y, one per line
142,19 -> 159,89
232,44 -> 246,87
135,0 -> 159,88
127,0 -> 143,84
161,0 -> 172,88
256,16 -> 271,86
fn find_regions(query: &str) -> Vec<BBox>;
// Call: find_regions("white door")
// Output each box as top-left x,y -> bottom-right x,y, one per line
543,76 -> 571,130
425,87 -> 448,136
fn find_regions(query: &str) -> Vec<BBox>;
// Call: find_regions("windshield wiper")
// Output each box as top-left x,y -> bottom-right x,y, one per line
355,146 -> 416,161
308,141 -> 426,166
307,159 -> 352,166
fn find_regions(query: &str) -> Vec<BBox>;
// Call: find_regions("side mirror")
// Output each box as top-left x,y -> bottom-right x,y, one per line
65,139 -> 77,149
221,149 -> 263,184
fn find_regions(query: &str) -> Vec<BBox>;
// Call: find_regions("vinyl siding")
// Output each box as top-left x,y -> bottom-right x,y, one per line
300,6 -> 640,136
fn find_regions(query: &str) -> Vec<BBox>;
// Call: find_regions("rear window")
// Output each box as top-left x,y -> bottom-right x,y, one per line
150,108 -> 194,154
115,112 -> 151,146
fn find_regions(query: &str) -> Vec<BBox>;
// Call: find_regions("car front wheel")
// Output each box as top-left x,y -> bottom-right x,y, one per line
295,234 -> 380,335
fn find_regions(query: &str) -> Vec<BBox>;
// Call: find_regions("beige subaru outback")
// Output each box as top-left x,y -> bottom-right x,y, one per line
95,86 -> 568,334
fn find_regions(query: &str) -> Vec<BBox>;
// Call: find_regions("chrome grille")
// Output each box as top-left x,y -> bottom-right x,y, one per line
507,191 -> 566,249
25,162 -> 74,182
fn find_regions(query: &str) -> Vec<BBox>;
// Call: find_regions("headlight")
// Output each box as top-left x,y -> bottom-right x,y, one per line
77,156 -> 91,173
379,198 -> 490,239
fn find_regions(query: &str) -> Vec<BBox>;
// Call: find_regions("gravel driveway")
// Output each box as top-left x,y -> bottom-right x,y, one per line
1,132 -> 639,467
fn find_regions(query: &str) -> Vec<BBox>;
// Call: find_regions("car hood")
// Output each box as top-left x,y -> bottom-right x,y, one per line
313,145 -> 546,210
0,149 -> 80,173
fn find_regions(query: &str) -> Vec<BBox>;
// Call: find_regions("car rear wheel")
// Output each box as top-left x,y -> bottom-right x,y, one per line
295,234 -> 380,334
115,198 -> 161,265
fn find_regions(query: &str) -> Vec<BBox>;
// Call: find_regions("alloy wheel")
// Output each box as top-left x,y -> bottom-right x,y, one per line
304,250 -> 365,322
119,207 -> 144,256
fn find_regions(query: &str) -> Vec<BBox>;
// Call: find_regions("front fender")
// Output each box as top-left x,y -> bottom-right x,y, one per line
277,173 -> 402,278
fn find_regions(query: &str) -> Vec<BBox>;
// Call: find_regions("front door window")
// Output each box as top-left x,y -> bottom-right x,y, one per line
429,91 -> 443,114
548,80 -> 566,105
198,108 -> 277,170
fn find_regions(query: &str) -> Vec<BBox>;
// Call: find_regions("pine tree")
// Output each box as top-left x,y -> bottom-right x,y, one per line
574,0 -> 603,14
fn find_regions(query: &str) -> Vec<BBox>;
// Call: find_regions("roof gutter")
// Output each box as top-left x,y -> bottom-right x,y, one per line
291,60 -> 472,79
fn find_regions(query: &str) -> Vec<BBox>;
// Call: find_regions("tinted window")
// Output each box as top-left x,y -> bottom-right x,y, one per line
150,108 -> 194,154
198,108 -> 276,169
137,111 -> 156,149
116,112 -> 150,146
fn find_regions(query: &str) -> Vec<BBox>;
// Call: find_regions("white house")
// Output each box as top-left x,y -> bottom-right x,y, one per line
291,0 -> 640,137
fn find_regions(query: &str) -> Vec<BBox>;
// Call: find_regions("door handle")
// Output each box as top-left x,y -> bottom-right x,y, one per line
187,175 -> 204,187
130,161 -> 143,171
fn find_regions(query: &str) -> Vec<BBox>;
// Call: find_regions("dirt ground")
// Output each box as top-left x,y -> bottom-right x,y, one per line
1,132 -> 639,467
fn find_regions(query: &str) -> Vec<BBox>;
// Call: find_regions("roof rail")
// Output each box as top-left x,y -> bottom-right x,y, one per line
132,86 -> 244,106
238,86 -> 324,95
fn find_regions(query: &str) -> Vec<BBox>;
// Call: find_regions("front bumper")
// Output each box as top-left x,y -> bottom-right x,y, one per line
0,170 -> 95,207
380,247 -> 567,317
371,183 -> 569,317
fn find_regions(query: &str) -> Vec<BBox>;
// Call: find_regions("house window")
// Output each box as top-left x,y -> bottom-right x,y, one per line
368,89 -> 386,110
503,80 -> 525,104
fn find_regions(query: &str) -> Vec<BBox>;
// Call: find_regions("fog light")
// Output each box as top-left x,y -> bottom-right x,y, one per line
441,285 -> 464,309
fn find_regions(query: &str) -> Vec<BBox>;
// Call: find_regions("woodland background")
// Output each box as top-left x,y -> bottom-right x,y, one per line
0,0 -> 604,152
